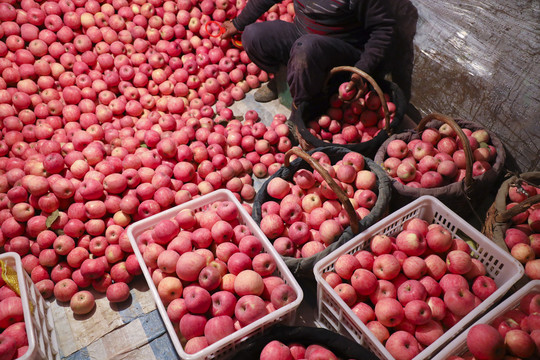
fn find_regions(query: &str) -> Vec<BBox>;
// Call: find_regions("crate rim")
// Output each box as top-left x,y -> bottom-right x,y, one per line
126,189 -> 304,360
313,195 -> 525,360
0,252 -> 37,360
431,279 -> 540,360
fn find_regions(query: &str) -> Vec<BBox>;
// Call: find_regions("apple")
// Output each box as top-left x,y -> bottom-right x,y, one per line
404,299 -> 432,325
466,324 -> 505,360
234,270 -> 264,297
395,230 -> 426,256
305,344 -> 338,360
53,278 -> 79,303
385,331 -> 420,360
80,258 -> 106,280
334,283 -> 357,307
180,313 -> 207,341
0,296 -> 24,329
0,334 -> 17,360
260,340 -> 293,360
184,286 -> 212,315
375,298 -> 404,327
334,254 -> 361,280
211,291 -> 237,318
157,276 -> 183,306
201,316 -> 234,347
176,251 -> 206,282
415,319 -> 444,347
446,250 -> 473,275
106,282 -> 130,303
372,254 -> 401,280
397,280 -> 427,305
351,268 -> 378,296
252,253 -> 277,277
366,320 -> 390,343
402,256 -> 427,280
270,284 -> 297,309
471,275 -> 497,300
370,234 -> 393,255
235,295 -> 268,327
198,265 -> 222,292
70,290 -> 95,315
505,329 -> 536,358
387,139 -> 409,159
444,288 -> 476,317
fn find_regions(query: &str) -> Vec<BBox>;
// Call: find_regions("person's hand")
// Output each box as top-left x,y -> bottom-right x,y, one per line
345,73 -> 368,101
220,21 -> 238,40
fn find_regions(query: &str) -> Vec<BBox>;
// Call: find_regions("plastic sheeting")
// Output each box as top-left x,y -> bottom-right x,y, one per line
407,0 -> 539,172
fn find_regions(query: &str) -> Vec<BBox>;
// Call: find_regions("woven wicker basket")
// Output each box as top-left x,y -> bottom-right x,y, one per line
252,146 -> 391,279
373,113 -> 506,218
291,66 -> 406,158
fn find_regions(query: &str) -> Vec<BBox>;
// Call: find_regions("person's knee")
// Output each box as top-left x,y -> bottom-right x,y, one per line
241,23 -> 264,53
289,34 -> 323,71
290,34 -> 322,60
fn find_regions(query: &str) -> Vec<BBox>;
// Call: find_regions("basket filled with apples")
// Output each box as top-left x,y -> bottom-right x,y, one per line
313,195 -> 524,360
291,66 -> 407,158
231,324 -> 379,360
373,113 -> 506,217
432,279 -> 540,360
126,189 -> 303,360
0,252 -> 59,360
252,146 -> 392,279
482,171 -> 540,280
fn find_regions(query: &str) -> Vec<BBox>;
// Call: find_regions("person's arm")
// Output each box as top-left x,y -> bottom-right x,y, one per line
232,0 -> 282,31
222,0 -> 282,40
346,0 -> 394,97
354,0 -> 395,76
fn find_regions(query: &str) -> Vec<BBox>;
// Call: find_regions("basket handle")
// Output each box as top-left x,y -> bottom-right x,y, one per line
495,194 -> 540,223
284,147 -> 360,234
327,66 -> 392,136
415,113 -> 474,190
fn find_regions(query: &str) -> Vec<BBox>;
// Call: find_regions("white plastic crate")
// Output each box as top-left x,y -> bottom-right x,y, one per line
0,252 -> 59,360
432,279 -> 540,360
126,189 -> 304,360
313,195 -> 524,360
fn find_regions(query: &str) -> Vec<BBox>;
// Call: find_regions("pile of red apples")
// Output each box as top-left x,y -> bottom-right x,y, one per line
322,217 -> 499,360
259,340 -> 349,360
449,290 -> 540,360
134,199 -> 298,354
0,280 -> 27,360
0,0 -> 297,317
306,84 -> 397,145
502,181 -> 540,279
259,151 -> 379,258
380,125 -> 497,188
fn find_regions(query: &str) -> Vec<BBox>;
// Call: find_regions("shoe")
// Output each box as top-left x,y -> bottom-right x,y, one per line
254,78 -> 278,102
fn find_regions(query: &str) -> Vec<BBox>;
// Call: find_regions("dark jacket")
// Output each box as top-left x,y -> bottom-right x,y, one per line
232,0 -> 395,76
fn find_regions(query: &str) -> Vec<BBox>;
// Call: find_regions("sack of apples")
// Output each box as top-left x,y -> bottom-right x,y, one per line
252,146 -> 391,279
483,171 -> 540,279
373,113 -> 506,217
291,66 -> 407,158
232,325 -> 379,360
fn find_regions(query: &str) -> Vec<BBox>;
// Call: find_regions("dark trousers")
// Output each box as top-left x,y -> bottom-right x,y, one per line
241,20 -> 364,107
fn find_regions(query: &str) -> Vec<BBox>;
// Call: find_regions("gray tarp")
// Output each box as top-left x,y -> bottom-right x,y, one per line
405,0 -> 539,171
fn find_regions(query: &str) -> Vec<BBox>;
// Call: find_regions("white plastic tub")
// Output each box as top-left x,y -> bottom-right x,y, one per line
313,195 -> 524,360
432,279 -> 540,360
0,252 -> 59,360
127,189 -> 304,360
